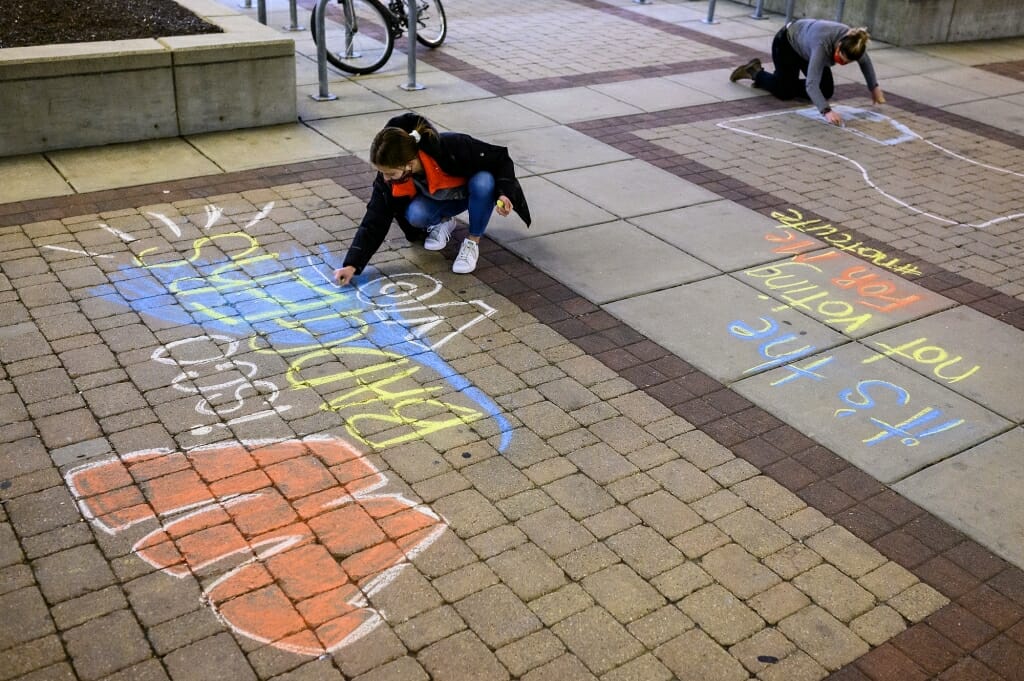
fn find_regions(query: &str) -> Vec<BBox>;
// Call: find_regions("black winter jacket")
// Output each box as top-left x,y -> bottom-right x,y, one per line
342,113 -> 532,274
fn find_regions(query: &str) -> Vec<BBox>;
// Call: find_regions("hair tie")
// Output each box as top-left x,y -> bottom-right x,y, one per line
409,130 -> 421,143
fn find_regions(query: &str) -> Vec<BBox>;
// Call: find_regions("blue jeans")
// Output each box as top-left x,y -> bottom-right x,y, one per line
405,171 -> 496,238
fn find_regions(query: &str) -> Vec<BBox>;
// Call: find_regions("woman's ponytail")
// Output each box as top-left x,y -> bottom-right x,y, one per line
370,118 -> 437,168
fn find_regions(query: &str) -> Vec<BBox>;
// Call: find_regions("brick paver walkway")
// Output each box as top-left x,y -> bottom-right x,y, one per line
3,154 -> 1023,681
4,1 -> 1024,680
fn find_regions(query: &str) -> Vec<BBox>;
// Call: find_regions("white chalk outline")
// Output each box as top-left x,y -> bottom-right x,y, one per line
717,105 -> 1024,229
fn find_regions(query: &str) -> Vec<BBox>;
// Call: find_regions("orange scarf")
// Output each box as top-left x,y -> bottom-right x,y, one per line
390,150 -> 466,198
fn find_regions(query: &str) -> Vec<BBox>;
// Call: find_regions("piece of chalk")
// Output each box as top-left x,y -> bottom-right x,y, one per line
496,199 -> 506,209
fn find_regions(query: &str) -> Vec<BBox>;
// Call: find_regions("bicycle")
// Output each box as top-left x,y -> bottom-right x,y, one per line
310,0 -> 447,75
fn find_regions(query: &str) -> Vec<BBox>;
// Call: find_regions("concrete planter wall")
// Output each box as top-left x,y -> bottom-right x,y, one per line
737,0 -> 1024,46
0,0 -> 296,157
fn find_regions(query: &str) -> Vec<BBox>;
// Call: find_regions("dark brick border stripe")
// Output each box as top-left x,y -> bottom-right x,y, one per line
567,85 -> 1024,330
421,52 -> 742,97
978,59 -> 1024,83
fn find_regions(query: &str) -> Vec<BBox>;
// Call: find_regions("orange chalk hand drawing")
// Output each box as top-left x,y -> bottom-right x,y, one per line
65,437 -> 445,656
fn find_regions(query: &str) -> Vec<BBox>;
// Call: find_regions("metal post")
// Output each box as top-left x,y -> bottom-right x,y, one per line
702,0 -> 718,25
632,0 -> 653,4
284,0 -> 305,31
399,0 -> 425,90
310,0 -> 338,102
835,0 -> 846,22
257,0 -> 267,25
750,0 -> 767,20
784,0 -> 796,23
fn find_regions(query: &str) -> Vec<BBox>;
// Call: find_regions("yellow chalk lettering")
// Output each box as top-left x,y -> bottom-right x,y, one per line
324,366 -> 435,411
776,290 -> 828,312
864,338 -> 927,364
864,338 -> 983,383
934,360 -> 980,383
823,233 -> 852,245
345,399 -> 482,448
803,224 -> 837,236
771,208 -> 804,224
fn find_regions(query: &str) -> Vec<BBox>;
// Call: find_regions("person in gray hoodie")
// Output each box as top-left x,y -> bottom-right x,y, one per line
730,19 -> 885,126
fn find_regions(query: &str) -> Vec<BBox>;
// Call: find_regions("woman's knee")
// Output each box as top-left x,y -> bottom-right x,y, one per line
406,200 -> 432,228
468,171 -> 495,197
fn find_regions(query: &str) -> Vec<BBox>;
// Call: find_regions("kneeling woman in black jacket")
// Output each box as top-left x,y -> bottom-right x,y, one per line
334,113 -> 531,284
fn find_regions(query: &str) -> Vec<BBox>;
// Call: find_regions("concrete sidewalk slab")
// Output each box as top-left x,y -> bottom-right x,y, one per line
884,74 -> 990,107
413,99 -> 555,137
307,111 -> 402,153
0,155 -> 74,203
47,138 -> 222,193
591,77 -> 721,112
862,306 -> 1024,422
509,86 -> 645,124
508,220 -> 718,304
666,68 -> 772,101
866,47 -> 955,76
295,81 -> 398,122
733,342 -> 1013,484
485,176 -> 617,242
945,97 -> 1024,135
735,249 -> 957,339
185,123 -> 344,171
938,66 -> 1024,97
628,200 -> 807,271
488,126 -> 631,174
604,275 -> 849,383
544,159 -> 720,218
357,70 -> 496,109
894,426 -> 1024,568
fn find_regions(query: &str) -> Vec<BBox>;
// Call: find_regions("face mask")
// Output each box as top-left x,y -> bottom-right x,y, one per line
383,164 -> 413,184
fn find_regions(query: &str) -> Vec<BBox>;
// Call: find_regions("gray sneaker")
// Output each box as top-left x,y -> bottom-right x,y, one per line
452,239 -> 479,274
424,218 -> 456,250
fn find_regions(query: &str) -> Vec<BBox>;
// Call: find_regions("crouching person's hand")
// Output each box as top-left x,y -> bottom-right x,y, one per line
334,266 -> 357,286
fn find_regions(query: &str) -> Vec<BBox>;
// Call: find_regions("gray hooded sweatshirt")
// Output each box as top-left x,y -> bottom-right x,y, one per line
787,19 -> 879,113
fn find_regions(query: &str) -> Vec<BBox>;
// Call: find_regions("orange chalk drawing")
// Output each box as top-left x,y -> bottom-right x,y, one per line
65,437 -> 445,656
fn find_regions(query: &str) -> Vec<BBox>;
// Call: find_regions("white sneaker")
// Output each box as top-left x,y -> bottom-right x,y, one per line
452,239 -> 479,274
423,218 -> 456,251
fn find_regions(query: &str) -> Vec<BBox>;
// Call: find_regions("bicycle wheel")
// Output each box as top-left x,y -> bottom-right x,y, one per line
311,0 -> 395,75
412,0 -> 446,48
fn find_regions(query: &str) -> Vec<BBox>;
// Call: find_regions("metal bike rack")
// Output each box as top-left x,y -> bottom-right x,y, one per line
835,0 -> 846,21
784,0 -> 796,23
750,0 -> 768,20
703,0 -> 718,24
632,0 -> 653,5
399,0 -> 425,91
284,0 -> 305,31
310,0 -> 338,102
